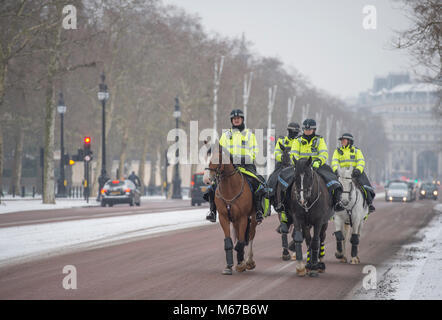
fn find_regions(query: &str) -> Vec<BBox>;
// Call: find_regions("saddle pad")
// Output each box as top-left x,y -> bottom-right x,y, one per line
237,167 -> 266,185
278,166 -> 295,192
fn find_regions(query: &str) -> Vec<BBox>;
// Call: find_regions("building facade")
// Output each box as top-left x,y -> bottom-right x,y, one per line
356,74 -> 441,181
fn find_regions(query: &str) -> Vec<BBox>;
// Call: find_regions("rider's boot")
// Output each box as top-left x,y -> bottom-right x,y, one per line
333,188 -> 345,211
366,191 -> 375,213
206,191 -> 217,222
254,194 -> 264,224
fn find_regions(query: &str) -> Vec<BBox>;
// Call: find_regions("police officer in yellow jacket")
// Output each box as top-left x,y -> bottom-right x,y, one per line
332,133 -> 376,212
291,119 -> 344,211
205,109 -> 266,223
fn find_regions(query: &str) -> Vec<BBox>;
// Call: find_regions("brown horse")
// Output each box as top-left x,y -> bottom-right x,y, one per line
203,143 -> 258,275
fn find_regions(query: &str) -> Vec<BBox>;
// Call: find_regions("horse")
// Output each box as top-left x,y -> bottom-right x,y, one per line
203,143 -> 258,275
270,142 -> 295,261
288,157 -> 334,277
333,167 -> 368,264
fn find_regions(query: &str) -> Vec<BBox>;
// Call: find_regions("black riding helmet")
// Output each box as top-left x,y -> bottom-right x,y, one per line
302,118 -> 316,130
338,133 -> 354,145
287,122 -> 300,139
230,109 -> 244,121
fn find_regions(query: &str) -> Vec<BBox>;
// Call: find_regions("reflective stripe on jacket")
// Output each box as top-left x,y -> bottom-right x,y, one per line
291,135 -> 328,165
331,145 -> 365,173
219,128 -> 258,163
274,136 -> 296,162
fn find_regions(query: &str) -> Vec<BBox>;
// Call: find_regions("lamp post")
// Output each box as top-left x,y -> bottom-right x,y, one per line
171,97 -> 182,199
56,92 -> 67,197
98,72 -> 110,198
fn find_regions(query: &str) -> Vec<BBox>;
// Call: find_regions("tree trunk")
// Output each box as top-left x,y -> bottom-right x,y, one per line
118,124 -> 129,180
138,136 -> 149,195
43,81 -> 56,204
148,147 -> 157,190
0,128 -> 3,201
10,129 -> 24,195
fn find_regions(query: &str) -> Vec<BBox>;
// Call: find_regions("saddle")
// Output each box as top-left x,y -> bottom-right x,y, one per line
277,166 -> 295,192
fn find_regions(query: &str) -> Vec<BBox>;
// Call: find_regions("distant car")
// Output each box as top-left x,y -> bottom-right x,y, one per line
385,181 -> 413,202
419,183 -> 438,200
190,173 -> 208,206
101,179 -> 141,207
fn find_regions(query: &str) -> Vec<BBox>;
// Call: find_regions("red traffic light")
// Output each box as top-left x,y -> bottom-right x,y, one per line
84,137 -> 91,144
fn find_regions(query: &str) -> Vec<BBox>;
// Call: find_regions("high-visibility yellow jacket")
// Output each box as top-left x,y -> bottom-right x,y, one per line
274,136 -> 296,162
219,128 -> 258,164
331,145 -> 365,173
290,135 -> 328,166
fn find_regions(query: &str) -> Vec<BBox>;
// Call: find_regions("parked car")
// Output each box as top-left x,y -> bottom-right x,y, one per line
385,181 -> 413,202
101,179 -> 141,207
190,172 -> 208,206
419,182 -> 438,200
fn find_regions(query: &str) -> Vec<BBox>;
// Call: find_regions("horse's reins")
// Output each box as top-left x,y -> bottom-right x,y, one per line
205,163 -> 245,222
341,177 -> 358,227
295,168 -> 321,213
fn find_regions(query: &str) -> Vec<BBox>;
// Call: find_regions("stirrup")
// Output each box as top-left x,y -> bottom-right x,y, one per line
368,204 -> 375,213
256,211 -> 263,224
206,211 -> 217,223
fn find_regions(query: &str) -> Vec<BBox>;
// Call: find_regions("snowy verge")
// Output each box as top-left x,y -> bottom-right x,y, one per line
348,202 -> 442,300
0,207 -> 210,268
0,195 -> 190,215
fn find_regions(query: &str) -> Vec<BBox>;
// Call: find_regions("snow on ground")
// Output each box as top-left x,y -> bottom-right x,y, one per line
0,207 -> 210,268
0,195 -> 187,215
349,202 -> 442,300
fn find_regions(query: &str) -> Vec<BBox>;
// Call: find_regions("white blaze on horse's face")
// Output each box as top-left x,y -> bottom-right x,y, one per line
299,173 -> 305,205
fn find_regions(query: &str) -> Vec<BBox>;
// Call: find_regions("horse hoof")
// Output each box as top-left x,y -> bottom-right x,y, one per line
318,262 -> 326,273
291,254 -> 297,261
282,254 -> 291,261
236,262 -> 247,272
222,267 -> 233,275
308,270 -> 319,277
246,260 -> 256,270
296,268 -> 306,277
340,257 -> 348,263
335,252 -> 344,259
350,257 -> 360,265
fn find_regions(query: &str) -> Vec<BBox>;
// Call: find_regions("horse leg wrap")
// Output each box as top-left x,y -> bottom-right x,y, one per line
281,233 -> 288,250
293,230 -> 303,261
310,240 -> 320,265
224,237 -> 234,267
319,243 -> 325,258
334,231 -> 344,253
235,241 -> 246,263
350,234 -> 359,258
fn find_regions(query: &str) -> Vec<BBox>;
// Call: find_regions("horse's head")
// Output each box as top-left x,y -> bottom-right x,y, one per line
203,141 -> 232,185
279,142 -> 292,167
337,167 -> 354,207
292,157 -> 314,206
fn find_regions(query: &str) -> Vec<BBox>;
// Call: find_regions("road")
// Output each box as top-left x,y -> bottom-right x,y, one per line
0,197 -> 438,299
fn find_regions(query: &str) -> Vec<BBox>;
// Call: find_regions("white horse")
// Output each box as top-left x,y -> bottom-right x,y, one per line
333,167 -> 368,264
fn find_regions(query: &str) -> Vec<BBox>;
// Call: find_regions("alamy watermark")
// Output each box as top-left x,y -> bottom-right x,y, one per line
62,5 -> 77,30
362,5 -> 377,30
166,121 -> 275,166
62,265 -> 77,290
362,265 -> 377,290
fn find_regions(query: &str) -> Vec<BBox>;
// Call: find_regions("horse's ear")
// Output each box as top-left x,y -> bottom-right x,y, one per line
306,156 -> 313,167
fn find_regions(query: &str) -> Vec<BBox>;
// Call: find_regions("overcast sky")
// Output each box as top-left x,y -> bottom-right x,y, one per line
162,0 -> 414,99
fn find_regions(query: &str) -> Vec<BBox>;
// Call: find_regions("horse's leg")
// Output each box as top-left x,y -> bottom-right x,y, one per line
307,223 -> 321,277
246,215 -> 257,270
303,226 -> 312,270
350,205 -> 364,265
235,216 -> 248,272
333,212 -> 347,263
317,223 -> 328,273
290,219 -> 306,276
219,213 -> 234,275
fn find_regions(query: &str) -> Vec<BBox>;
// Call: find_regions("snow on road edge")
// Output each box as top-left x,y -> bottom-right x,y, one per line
349,203 -> 442,300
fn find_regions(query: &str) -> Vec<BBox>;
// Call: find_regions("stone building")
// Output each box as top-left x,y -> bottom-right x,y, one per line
356,74 -> 441,181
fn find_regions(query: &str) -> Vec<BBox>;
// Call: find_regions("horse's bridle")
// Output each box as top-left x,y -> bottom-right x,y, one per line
293,167 -> 321,213
205,163 -> 245,208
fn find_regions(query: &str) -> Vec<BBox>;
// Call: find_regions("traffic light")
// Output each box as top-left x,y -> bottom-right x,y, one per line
84,136 -> 92,156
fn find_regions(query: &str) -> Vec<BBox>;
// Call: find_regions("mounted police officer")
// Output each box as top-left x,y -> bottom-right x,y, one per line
205,109 -> 266,223
332,133 -> 376,213
291,119 -> 344,211
267,122 -> 300,227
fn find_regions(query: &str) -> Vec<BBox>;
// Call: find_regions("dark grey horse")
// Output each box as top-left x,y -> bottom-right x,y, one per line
288,157 -> 334,277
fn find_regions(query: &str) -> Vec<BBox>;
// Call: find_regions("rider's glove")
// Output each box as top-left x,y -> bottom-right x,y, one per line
312,160 -> 321,169
352,168 -> 361,178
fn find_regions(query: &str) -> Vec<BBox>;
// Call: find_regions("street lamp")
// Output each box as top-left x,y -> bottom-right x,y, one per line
171,97 -> 182,199
97,72 -> 110,199
56,92 -> 67,197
